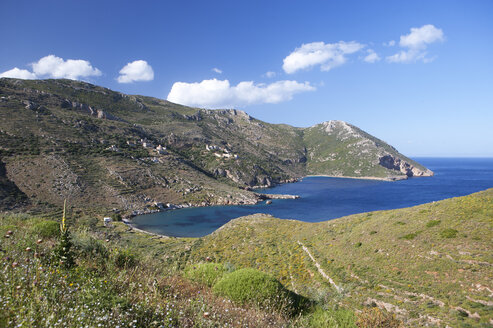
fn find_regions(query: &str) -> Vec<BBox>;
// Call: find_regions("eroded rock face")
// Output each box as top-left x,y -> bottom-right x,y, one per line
379,155 -> 433,177
61,99 -> 118,121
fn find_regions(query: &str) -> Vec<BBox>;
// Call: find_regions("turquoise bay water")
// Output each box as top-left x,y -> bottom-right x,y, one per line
132,158 -> 493,237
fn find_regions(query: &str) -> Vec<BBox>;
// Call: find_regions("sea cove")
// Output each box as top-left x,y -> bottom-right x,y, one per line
132,158 -> 493,237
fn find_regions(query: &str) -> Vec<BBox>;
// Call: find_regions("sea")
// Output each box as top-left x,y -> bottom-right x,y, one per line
131,158 -> 493,237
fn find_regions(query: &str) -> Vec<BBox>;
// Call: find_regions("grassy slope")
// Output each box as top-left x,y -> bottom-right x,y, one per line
190,188 -> 493,327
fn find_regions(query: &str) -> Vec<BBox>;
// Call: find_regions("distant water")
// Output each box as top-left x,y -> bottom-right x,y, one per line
132,158 -> 493,237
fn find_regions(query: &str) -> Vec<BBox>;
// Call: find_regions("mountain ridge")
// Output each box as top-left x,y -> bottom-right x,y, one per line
0,78 -> 432,211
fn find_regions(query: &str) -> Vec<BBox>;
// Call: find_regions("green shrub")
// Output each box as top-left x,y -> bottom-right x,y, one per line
440,228 -> 458,238
213,268 -> 305,313
426,220 -> 441,228
400,232 -> 419,240
184,263 -> 228,287
301,306 -> 355,327
33,220 -> 60,238
53,229 -> 76,268
73,233 -> 109,260
113,248 -> 137,269
111,213 -> 122,222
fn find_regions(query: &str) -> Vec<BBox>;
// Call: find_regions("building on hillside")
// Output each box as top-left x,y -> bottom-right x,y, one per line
156,145 -> 168,154
103,217 -> 112,227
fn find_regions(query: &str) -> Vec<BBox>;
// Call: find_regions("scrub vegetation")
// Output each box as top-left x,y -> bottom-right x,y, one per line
1,189 -> 491,327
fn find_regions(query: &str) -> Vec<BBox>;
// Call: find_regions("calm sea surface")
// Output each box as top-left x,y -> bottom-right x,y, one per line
132,158 -> 493,237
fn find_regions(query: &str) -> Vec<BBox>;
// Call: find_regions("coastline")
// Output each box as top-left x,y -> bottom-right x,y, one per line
125,173 -> 420,236
123,222 -> 172,239
304,174 -> 408,181
125,174 -> 403,228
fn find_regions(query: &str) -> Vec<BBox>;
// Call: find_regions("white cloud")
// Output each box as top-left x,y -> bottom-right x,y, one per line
0,67 -> 37,79
32,55 -> 101,79
212,67 -> 223,74
283,41 -> 364,74
117,60 -> 154,83
399,24 -> 444,48
363,49 -> 381,63
263,71 -> 276,78
383,40 -> 396,47
1,55 -> 102,80
387,25 -> 444,63
167,78 -> 315,108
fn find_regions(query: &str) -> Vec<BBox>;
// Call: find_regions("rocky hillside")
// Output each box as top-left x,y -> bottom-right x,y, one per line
304,120 -> 433,179
0,78 -> 431,211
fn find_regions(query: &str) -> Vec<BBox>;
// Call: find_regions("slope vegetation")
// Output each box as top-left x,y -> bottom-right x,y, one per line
190,189 -> 493,327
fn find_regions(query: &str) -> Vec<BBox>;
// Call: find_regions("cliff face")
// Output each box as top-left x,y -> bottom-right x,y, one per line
0,78 -> 432,210
379,155 -> 433,178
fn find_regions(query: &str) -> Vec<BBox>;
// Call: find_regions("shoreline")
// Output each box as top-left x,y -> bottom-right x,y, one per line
125,173 -> 418,236
304,174 -> 408,181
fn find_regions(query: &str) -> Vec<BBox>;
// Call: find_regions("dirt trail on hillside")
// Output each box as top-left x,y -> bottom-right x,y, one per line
297,241 -> 342,293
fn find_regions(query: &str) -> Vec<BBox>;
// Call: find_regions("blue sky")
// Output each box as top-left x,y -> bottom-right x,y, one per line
1,0 -> 492,157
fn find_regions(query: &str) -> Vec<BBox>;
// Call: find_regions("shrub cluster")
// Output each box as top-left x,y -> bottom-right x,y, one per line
32,220 -> 60,238
212,268 -> 307,315
184,262 -> 228,287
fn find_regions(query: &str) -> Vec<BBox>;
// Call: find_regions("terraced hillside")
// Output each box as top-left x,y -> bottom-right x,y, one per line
0,78 -> 431,211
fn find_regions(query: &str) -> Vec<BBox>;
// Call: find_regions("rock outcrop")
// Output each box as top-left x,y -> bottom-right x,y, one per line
61,99 -> 119,121
379,154 -> 433,177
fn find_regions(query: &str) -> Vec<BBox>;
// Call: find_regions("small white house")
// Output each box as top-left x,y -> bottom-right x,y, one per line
106,145 -> 120,152
103,217 -> 112,226
156,145 -> 168,154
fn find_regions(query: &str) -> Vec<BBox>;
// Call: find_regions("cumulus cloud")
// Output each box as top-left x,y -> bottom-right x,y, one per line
32,55 -> 101,79
383,40 -> 396,47
283,41 -> 364,74
167,78 -> 315,108
263,71 -> 276,78
363,49 -> 381,63
117,60 -> 154,83
0,67 -> 37,79
1,55 -> 102,80
387,24 -> 444,63
212,67 -> 223,74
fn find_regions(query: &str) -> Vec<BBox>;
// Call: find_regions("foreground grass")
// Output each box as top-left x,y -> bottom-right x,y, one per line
0,213 -> 403,327
4,188 -> 489,327
0,215 -> 297,327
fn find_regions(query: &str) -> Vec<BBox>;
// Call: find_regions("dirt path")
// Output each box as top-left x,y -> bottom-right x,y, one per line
297,241 -> 342,293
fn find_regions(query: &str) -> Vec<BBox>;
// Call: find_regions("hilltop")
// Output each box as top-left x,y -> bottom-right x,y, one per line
0,78 -> 431,211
